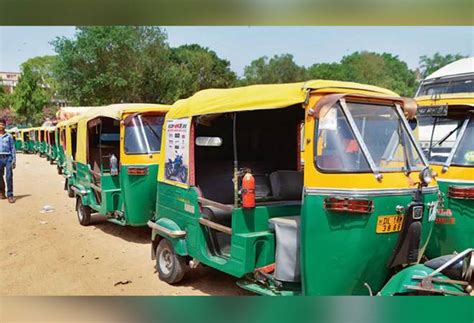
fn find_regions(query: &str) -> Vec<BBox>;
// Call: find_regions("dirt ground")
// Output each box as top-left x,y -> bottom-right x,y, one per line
0,153 -> 248,296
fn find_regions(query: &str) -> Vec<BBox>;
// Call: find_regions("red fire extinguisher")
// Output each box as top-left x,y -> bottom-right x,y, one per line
242,172 -> 255,208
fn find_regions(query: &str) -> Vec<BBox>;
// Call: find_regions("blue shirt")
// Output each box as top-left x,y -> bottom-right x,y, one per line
0,133 -> 16,163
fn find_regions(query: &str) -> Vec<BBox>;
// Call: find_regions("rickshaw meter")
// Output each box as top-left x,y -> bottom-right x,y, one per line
242,172 -> 256,208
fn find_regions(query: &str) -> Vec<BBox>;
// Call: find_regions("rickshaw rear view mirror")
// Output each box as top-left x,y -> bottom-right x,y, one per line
195,137 -> 223,147
408,119 -> 418,131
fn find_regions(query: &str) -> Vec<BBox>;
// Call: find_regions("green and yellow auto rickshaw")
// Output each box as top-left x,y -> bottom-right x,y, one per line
55,123 -> 67,174
72,104 -> 170,226
24,128 -> 36,153
7,128 -> 22,151
30,127 -> 40,153
20,129 -> 31,152
415,58 -> 474,258
62,115 -> 84,197
45,126 -> 58,163
148,80 -> 473,296
37,127 -> 49,157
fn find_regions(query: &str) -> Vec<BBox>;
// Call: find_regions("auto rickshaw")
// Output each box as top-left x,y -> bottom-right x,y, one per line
148,80 -> 473,296
37,127 -> 49,157
7,128 -> 22,151
415,57 -> 474,258
72,103 -> 170,226
25,128 -> 37,153
45,126 -> 59,164
62,115 -> 84,197
55,123 -> 67,174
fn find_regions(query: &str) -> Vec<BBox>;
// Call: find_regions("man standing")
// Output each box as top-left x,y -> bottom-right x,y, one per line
0,119 -> 16,203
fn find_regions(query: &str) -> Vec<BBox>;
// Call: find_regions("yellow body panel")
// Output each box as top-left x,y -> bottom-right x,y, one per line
431,164 -> 474,182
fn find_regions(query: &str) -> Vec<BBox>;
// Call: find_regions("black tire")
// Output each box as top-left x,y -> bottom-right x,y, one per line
57,166 -> 63,175
67,179 -> 75,198
76,198 -> 92,226
155,239 -> 187,284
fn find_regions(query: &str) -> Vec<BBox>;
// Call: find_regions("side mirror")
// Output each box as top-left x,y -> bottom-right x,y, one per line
195,137 -> 223,147
408,119 -> 418,131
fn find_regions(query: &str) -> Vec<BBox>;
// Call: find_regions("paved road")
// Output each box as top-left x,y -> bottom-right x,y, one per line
0,153 -> 247,295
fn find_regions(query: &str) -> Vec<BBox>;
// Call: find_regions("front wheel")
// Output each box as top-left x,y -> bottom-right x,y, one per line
76,198 -> 92,226
155,239 -> 187,284
66,179 -> 75,198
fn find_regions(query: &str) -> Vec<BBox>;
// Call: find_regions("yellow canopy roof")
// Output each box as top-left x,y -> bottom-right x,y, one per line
167,80 -> 398,119
78,103 -> 170,122
56,106 -> 102,128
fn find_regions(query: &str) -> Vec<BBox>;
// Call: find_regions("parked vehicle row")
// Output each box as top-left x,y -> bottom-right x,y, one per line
8,60 -> 473,296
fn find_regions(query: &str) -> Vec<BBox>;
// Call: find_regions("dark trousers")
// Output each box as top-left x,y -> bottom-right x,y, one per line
0,156 -> 13,198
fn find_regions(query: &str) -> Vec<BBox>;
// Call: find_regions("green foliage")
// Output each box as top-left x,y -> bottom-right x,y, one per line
0,85 -> 12,109
242,54 -> 307,85
307,51 -> 417,96
419,52 -> 467,78
21,55 -> 59,98
52,26 -> 171,105
11,64 -> 49,125
52,27 -> 236,105
171,44 -> 236,98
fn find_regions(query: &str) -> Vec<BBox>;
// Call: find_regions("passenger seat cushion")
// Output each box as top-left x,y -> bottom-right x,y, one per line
269,170 -> 303,200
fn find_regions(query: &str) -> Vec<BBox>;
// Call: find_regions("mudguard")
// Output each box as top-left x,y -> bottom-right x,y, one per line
150,218 -> 188,257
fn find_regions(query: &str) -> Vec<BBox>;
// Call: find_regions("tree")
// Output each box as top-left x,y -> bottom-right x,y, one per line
419,53 -> 467,78
52,26 -> 185,105
242,54 -> 307,85
0,85 -> 12,109
11,64 -> 49,125
171,44 -> 236,98
307,51 -> 417,96
21,55 -> 59,100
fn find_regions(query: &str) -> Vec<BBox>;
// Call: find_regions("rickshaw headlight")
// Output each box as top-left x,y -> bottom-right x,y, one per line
419,167 -> 433,185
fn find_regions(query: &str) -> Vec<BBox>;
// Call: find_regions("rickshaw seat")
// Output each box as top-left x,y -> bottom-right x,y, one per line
269,171 -> 303,201
201,206 -> 233,227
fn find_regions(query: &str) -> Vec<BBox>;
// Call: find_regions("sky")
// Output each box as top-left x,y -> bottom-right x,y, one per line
0,26 -> 473,76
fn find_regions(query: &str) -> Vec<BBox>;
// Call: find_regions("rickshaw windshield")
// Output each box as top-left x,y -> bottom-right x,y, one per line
315,102 -> 425,173
124,114 -> 164,154
451,117 -> 474,166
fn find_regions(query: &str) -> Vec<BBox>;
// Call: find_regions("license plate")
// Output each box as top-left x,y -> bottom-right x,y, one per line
376,215 -> 404,234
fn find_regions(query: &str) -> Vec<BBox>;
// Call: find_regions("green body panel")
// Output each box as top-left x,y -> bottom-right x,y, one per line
38,141 -> 47,155
56,146 -> 66,169
426,179 -> 474,257
154,182 -> 302,278
76,162 -> 121,215
120,164 -> 159,226
14,140 -> 22,151
153,183 -> 439,295
379,264 -> 467,296
24,140 -> 35,153
301,192 -> 438,295
76,163 -> 159,226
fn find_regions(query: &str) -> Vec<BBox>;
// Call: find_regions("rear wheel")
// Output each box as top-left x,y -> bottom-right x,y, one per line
156,239 -> 187,284
76,198 -> 92,226
57,166 -> 63,175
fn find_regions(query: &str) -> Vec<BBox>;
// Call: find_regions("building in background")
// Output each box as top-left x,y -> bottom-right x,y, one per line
0,71 -> 20,93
